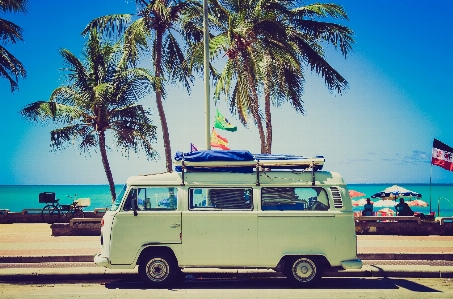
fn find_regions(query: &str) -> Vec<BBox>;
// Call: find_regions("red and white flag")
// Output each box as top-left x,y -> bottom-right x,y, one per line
432,138 -> 453,171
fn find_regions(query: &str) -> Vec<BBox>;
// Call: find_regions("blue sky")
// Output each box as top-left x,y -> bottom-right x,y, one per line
0,0 -> 452,185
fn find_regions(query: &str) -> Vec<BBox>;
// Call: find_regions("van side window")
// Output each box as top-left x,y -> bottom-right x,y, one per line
123,187 -> 178,211
261,187 -> 329,211
190,188 -> 253,210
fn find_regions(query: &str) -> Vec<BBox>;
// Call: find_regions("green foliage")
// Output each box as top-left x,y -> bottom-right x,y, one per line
20,30 -> 158,160
188,0 -> 354,153
0,0 -> 27,92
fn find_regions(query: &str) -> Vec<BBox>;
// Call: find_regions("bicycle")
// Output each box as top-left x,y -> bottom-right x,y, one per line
40,192 -> 87,224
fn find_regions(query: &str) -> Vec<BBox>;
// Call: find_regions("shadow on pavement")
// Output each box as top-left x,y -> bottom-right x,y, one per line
388,278 -> 441,293
104,277 -> 437,291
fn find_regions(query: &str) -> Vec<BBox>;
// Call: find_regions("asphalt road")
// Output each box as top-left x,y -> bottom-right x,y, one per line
1,277 -> 453,299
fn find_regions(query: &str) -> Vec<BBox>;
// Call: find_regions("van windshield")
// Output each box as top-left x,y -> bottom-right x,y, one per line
110,185 -> 127,211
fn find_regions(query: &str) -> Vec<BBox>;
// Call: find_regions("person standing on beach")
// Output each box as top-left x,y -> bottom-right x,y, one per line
362,198 -> 374,216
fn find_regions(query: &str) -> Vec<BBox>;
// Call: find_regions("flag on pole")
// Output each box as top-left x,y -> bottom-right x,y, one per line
190,143 -> 198,152
211,128 -> 230,150
432,138 -> 453,171
214,109 -> 237,132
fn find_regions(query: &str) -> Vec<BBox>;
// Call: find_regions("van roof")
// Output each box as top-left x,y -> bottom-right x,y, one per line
174,150 -> 325,172
126,170 -> 345,187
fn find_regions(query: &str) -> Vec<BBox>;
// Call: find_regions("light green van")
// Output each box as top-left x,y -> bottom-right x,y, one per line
94,152 -> 362,287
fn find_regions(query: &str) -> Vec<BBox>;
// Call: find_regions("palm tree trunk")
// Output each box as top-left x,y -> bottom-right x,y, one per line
98,130 -> 116,202
155,29 -> 173,172
242,57 -> 266,153
264,82 -> 272,154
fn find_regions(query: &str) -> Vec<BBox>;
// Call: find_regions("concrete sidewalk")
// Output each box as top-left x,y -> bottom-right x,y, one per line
1,224 -> 453,280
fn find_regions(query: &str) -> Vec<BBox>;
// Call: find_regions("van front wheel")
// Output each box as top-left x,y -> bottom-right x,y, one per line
139,252 -> 177,288
285,257 -> 322,288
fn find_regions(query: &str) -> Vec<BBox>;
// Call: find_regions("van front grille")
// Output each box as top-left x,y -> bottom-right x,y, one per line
330,187 -> 343,208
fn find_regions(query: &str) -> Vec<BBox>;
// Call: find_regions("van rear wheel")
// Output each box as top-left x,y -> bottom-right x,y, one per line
139,252 -> 177,288
285,257 -> 322,288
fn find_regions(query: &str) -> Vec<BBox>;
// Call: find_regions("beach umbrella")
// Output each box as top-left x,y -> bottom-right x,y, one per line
373,200 -> 397,208
349,190 -> 365,198
408,199 -> 429,207
371,185 -> 422,200
376,207 -> 395,216
352,198 -> 370,207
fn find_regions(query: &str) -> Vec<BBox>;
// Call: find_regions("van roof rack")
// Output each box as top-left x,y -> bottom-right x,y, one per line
174,150 -> 325,186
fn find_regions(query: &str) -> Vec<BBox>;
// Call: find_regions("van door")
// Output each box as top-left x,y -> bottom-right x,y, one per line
181,187 -> 257,267
109,187 -> 181,265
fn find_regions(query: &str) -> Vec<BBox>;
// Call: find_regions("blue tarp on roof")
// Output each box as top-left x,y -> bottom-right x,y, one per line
174,150 -> 325,172
174,150 -> 255,172
174,150 -> 254,162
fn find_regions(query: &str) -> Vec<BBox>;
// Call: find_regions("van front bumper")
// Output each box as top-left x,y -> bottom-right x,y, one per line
94,254 -> 109,267
341,258 -> 362,270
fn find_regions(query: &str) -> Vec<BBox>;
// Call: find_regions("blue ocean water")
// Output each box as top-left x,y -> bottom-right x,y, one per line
0,184 -> 453,216
0,185 -> 123,212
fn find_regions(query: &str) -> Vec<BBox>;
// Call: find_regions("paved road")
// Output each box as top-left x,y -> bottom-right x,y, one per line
1,277 -> 453,299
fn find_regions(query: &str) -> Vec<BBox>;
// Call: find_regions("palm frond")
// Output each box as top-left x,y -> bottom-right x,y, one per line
0,18 -> 23,44
163,32 -> 193,91
50,125 -> 93,151
293,3 -> 349,21
81,14 -> 132,38
120,18 -> 150,67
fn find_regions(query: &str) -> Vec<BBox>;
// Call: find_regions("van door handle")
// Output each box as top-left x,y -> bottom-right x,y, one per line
170,223 -> 181,228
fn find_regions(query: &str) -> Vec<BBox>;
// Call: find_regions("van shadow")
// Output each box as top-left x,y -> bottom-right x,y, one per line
104,276 -> 440,292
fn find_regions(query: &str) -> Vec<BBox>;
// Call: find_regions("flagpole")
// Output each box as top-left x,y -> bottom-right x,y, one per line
203,0 -> 211,150
429,163 -> 432,214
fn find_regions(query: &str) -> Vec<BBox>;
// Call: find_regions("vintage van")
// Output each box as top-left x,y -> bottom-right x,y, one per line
94,150 -> 362,287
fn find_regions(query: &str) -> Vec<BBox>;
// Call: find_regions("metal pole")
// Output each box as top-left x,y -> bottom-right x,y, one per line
438,197 -> 440,217
429,164 -> 432,213
203,0 -> 211,150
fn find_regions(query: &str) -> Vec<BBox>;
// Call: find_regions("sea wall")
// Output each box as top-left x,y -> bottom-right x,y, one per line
355,221 -> 453,236
0,211 -> 104,224
51,222 -> 101,236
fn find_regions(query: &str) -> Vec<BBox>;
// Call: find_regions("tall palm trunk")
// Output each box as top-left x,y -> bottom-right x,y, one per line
264,81 -> 272,154
99,130 -> 116,202
242,57 -> 266,153
155,28 -> 173,172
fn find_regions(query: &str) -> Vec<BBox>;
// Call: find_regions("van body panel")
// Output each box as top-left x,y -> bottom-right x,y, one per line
109,211 -> 182,265
180,211 -> 258,267
257,212 -> 336,267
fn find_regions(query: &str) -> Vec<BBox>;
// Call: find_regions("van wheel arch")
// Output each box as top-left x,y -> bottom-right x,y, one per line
137,246 -> 182,287
280,255 -> 328,288
138,246 -> 177,265
138,247 -> 180,287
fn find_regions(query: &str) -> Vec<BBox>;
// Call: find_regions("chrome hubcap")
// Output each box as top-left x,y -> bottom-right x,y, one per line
292,258 -> 316,282
146,258 -> 169,282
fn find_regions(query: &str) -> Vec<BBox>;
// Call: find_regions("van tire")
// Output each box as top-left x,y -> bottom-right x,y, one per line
285,257 -> 322,288
139,252 -> 177,288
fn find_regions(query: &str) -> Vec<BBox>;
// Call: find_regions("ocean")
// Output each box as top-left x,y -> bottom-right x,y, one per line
0,184 -> 453,217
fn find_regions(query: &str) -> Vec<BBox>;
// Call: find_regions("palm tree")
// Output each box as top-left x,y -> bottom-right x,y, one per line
20,30 -> 158,202
261,2 -> 354,153
83,0 -> 202,172
0,0 -> 27,91
199,0 -> 353,153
